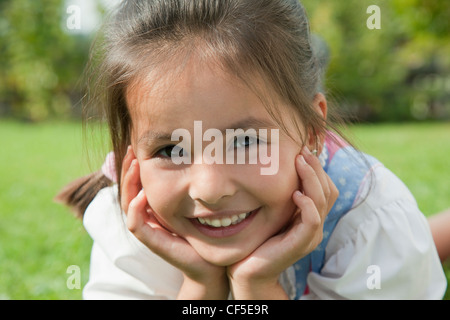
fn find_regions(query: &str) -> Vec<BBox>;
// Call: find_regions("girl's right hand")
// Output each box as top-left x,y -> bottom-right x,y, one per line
120,146 -> 229,299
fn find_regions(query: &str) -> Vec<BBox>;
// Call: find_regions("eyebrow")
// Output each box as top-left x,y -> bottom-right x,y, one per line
137,116 -> 278,147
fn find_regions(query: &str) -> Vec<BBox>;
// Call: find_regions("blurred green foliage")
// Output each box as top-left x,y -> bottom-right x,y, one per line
0,0 -> 92,121
0,0 -> 449,121
304,0 -> 450,122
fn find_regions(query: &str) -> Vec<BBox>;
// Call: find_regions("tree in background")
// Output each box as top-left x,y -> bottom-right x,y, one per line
0,0 -> 93,121
0,0 -> 448,122
304,0 -> 450,122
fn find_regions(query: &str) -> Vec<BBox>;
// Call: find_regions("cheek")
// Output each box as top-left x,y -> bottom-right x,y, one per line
257,154 -> 299,224
259,155 -> 299,200
139,164 -> 179,221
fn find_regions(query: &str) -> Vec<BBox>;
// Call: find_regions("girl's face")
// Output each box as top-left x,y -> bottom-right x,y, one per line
127,59 -> 306,266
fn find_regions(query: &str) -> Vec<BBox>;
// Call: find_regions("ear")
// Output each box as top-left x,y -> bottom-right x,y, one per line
307,93 -> 328,155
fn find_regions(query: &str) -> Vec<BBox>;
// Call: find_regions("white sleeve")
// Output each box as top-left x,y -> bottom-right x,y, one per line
82,186 -> 183,300
302,166 -> 447,300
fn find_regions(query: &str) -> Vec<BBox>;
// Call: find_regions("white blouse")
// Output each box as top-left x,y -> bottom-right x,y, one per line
82,164 -> 447,300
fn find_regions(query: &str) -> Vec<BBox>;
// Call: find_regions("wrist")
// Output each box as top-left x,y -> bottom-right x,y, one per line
177,273 -> 229,300
229,277 -> 289,300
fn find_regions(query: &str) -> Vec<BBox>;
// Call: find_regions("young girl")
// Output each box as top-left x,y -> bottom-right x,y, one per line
57,0 -> 446,299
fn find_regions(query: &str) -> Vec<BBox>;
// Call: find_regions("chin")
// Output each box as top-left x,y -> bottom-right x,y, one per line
198,246 -> 253,267
204,255 -> 244,267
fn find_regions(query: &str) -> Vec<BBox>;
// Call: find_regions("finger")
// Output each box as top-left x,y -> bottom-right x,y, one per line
295,154 -> 327,216
127,190 -> 172,252
120,145 -> 134,184
256,191 -> 322,270
301,146 -> 339,214
325,174 -> 339,213
292,191 -> 322,227
121,158 -> 142,214
127,190 -> 200,269
127,189 -> 151,233
126,190 -> 172,256
287,191 -> 323,253
301,146 -> 330,198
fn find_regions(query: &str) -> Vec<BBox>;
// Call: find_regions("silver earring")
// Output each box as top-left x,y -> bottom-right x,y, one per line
311,135 -> 321,157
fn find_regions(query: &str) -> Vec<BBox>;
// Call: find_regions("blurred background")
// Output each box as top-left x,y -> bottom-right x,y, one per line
1,0 -> 449,122
0,0 -> 449,299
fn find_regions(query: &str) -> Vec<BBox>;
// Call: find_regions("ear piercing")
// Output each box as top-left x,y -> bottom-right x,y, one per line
304,133 -> 320,157
311,135 -> 320,157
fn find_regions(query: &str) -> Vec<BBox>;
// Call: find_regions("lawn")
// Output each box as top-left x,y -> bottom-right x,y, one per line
0,120 -> 449,299
0,120 -> 104,299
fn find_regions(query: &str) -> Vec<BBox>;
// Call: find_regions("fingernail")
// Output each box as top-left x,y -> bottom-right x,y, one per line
294,190 -> 303,198
302,146 -> 312,155
298,154 -> 307,165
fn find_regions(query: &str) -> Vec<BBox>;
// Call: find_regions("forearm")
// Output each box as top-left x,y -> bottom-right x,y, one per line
428,209 -> 450,262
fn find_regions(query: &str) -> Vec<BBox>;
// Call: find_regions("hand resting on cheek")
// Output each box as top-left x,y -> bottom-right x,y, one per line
120,145 -> 338,299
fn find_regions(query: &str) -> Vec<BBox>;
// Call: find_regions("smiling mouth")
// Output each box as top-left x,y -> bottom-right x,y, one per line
197,211 -> 253,228
196,207 -> 260,228
191,208 -> 260,238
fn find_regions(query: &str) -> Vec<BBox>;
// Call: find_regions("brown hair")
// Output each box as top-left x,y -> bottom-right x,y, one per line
57,0 -> 347,217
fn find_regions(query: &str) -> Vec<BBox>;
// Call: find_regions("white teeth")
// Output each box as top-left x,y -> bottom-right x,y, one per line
211,219 -> 222,227
221,217 -> 232,227
197,211 -> 252,228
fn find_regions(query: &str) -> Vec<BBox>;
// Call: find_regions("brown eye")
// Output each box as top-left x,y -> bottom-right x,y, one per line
155,145 -> 185,159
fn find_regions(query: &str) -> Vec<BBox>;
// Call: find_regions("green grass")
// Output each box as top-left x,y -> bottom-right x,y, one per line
0,120 -> 104,299
347,122 -> 450,217
0,120 -> 448,299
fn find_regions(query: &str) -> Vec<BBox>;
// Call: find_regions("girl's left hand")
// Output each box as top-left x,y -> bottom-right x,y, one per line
227,147 -> 339,299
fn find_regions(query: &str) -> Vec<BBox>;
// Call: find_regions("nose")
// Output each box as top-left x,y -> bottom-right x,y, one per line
188,163 -> 237,205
